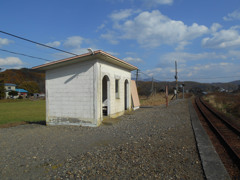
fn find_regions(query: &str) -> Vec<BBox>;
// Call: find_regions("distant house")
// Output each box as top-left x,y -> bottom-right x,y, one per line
4,83 -> 16,91
4,83 -> 17,98
32,50 -> 139,127
4,83 -> 28,98
15,88 -> 28,97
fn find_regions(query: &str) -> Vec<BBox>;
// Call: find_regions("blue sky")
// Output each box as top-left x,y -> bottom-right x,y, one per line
0,0 -> 240,82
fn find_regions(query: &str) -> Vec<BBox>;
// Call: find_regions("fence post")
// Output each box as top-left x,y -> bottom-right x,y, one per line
166,85 -> 168,107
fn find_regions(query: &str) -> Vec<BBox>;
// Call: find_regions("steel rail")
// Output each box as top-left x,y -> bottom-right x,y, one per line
195,96 -> 240,167
199,97 -> 240,136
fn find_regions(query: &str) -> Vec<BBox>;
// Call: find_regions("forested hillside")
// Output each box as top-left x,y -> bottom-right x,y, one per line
0,68 -> 45,93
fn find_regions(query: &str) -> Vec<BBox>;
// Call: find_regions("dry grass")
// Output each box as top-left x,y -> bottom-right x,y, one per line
203,92 -> 240,118
178,93 -> 193,99
140,93 -> 168,106
140,93 -> 193,106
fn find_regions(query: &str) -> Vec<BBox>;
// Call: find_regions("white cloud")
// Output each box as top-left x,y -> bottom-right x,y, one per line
189,62 -> 239,78
136,49 -> 240,82
107,0 -> 173,7
110,9 -> 136,21
150,50 -> 240,81
146,67 -> 162,73
219,62 -> 230,66
96,24 -> 106,32
71,48 -> 89,55
61,36 -> 89,56
0,57 -> 23,68
103,10 -> 209,48
210,23 -> 222,32
106,51 -> 119,56
144,67 -> 172,79
202,27 -> 240,49
145,0 -> 173,6
223,9 -> 240,21
228,50 -> 240,60
142,0 -> 174,8
0,38 -> 12,47
63,36 -> 84,48
175,41 -> 190,51
101,31 -> 119,44
45,41 -> 61,47
160,51 -> 226,65
145,61 -> 240,82
123,57 -> 143,63
53,48 -> 89,59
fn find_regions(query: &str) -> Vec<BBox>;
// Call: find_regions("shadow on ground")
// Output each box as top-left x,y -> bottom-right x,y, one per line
26,120 -> 46,125
0,120 -> 46,128
140,106 -> 153,108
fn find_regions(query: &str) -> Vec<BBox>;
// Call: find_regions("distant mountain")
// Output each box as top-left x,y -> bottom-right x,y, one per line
137,80 -> 239,95
0,68 -> 45,93
229,80 -> 240,85
211,82 -> 239,91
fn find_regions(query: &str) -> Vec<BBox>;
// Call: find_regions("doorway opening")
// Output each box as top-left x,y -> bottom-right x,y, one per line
124,79 -> 129,110
102,75 -> 110,116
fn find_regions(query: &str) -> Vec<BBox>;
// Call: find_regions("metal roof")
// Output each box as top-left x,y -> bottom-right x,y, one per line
4,83 -> 17,86
32,50 -> 138,71
15,88 -> 28,93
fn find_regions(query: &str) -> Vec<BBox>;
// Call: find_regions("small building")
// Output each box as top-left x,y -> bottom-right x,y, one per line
4,83 -> 17,98
4,83 -> 16,90
4,83 -> 28,98
32,50 -> 138,127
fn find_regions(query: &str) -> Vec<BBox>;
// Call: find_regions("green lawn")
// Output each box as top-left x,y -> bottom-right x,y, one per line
0,99 -> 46,125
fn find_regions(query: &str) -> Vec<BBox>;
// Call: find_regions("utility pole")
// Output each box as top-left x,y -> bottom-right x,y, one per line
175,61 -> 178,99
182,82 -> 185,99
165,85 -> 168,107
136,69 -> 139,86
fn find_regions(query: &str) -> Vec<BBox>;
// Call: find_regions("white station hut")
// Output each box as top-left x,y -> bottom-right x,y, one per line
32,50 -> 138,127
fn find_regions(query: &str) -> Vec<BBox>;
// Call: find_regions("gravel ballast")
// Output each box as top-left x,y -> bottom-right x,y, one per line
0,99 -> 204,179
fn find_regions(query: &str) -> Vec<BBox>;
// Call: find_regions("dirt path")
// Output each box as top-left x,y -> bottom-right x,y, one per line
0,99 -> 204,179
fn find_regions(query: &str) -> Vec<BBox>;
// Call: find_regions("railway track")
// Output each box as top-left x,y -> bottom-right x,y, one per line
194,96 -> 240,169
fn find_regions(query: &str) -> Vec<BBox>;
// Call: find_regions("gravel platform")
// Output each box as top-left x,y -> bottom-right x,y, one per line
0,99 -> 204,179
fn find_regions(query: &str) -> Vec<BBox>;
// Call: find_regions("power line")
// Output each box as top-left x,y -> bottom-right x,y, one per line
0,30 -> 78,56
0,48 -> 51,62
138,70 -> 174,82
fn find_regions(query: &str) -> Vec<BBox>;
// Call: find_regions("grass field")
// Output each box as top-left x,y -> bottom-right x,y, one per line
0,99 -> 46,125
203,92 -> 240,119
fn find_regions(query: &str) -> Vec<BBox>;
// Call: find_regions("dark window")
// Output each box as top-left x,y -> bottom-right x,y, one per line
115,79 -> 119,98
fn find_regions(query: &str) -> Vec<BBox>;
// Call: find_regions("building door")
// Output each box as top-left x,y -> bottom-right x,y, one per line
124,79 -> 129,110
102,75 -> 110,116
